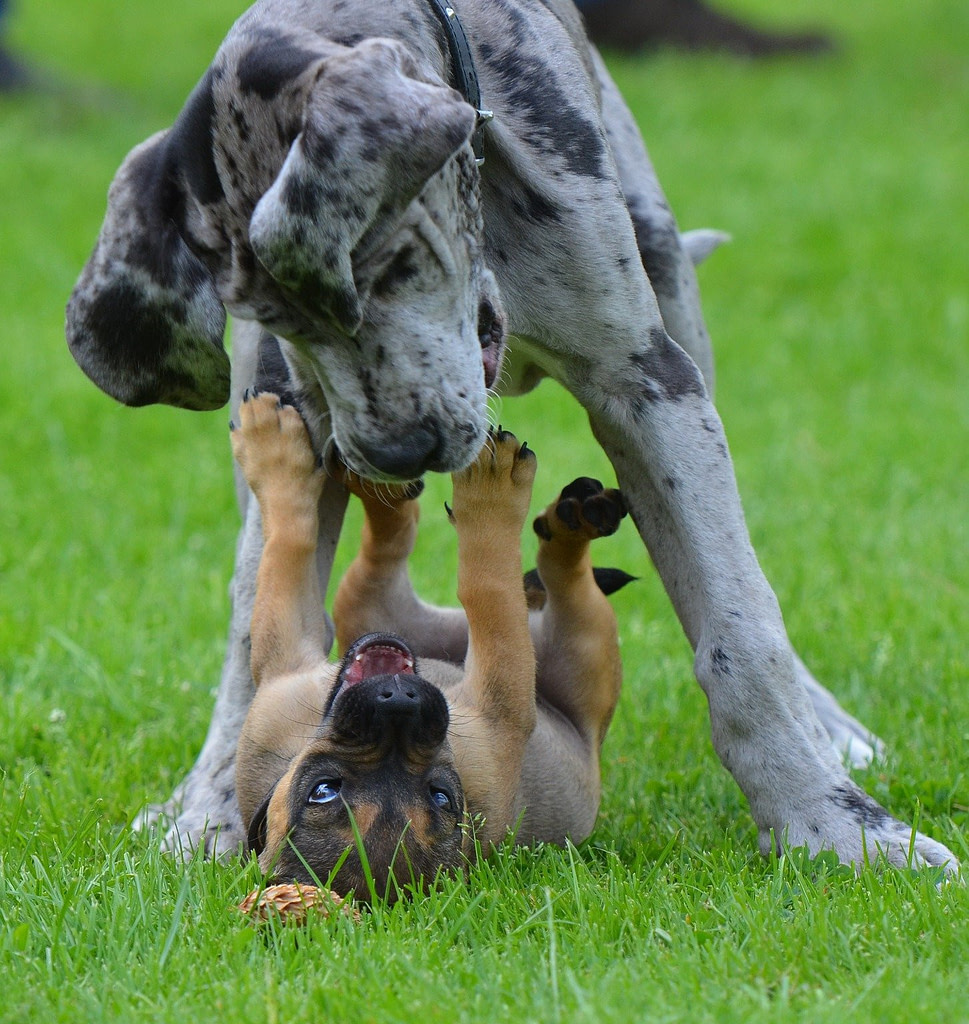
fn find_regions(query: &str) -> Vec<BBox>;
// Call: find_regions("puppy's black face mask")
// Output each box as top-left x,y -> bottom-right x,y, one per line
250,633 -> 468,901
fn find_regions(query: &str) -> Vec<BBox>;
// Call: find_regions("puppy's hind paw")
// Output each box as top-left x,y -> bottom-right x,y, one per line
534,477 -> 627,542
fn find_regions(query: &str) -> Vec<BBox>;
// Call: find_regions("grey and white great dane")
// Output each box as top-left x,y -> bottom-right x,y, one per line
66,0 -> 957,873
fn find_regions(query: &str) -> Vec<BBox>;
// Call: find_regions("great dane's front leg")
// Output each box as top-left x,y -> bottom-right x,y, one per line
580,334 -> 957,873
139,324 -> 349,859
593,48 -> 880,768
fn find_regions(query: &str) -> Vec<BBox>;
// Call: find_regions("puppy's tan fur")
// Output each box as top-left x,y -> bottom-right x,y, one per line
231,392 -> 624,895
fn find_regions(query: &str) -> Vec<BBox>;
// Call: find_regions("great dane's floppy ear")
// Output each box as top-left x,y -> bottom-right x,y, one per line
66,131 -> 229,411
249,38 -> 477,335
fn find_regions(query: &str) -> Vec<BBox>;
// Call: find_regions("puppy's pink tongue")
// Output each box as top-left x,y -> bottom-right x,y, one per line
344,644 -> 414,685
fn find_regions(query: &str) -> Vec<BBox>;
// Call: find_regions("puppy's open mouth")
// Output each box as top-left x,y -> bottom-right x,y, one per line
326,633 -> 417,715
343,634 -> 415,684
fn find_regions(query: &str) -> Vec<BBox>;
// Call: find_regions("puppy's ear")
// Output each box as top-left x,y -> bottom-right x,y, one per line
246,789 -> 274,858
66,131 -> 229,410
249,38 -> 476,335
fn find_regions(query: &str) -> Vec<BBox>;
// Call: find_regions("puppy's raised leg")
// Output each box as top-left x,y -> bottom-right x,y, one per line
229,391 -> 327,684
531,478 -> 627,751
446,430 -> 538,841
229,390 -> 336,828
331,465 -> 482,663
329,473 -> 465,662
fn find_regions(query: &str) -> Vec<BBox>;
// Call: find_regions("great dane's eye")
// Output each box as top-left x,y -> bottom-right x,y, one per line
308,779 -> 342,804
430,786 -> 453,811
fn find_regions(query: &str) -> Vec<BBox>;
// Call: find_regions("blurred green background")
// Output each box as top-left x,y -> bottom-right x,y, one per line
1,1 -> 967,1020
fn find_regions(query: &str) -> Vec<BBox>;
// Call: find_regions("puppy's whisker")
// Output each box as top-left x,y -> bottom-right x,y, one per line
294,697 -> 325,718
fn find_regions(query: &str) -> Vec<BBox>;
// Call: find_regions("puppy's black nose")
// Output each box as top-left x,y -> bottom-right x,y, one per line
374,676 -> 420,717
358,423 -> 441,479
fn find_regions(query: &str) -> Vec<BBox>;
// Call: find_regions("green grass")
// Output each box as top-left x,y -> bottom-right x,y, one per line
1,0 -> 968,1020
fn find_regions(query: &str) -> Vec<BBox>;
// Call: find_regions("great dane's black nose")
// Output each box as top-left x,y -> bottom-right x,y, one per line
359,423 -> 442,479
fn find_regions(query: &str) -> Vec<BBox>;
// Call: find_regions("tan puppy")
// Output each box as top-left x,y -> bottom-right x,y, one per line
231,391 -> 628,899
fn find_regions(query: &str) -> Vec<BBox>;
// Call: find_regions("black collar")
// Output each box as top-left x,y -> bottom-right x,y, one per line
426,0 -> 493,164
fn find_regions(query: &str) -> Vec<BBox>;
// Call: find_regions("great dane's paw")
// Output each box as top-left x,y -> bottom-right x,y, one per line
761,780 -> 960,877
133,780 -> 246,862
230,389 -> 322,509
449,427 -> 536,530
534,476 -> 627,543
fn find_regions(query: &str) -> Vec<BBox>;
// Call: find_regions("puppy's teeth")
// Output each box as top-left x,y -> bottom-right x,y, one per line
355,654 -> 363,661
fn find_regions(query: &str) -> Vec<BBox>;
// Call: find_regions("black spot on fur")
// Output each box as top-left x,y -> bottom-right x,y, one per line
632,213 -> 680,297
630,329 -> 706,403
831,785 -> 893,828
72,280 -> 216,408
709,645 -> 732,677
480,42 -> 606,179
82,279 -> 175,372
125,220 -> 213,299
372,247 -> 421,298
305,126 -> 339,168
283,174 -> 324,218
510,183 -> 562,225
167,69 -> 224,206
237,30 -> 318,100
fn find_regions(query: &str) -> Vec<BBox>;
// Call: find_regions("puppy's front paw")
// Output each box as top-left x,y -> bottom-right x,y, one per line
230,390 -> 322,506
450,427 -> 536,530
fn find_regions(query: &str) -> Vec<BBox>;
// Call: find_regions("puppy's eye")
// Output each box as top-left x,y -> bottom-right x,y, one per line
430,786 -> 453,811
308,779 -> 342,804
